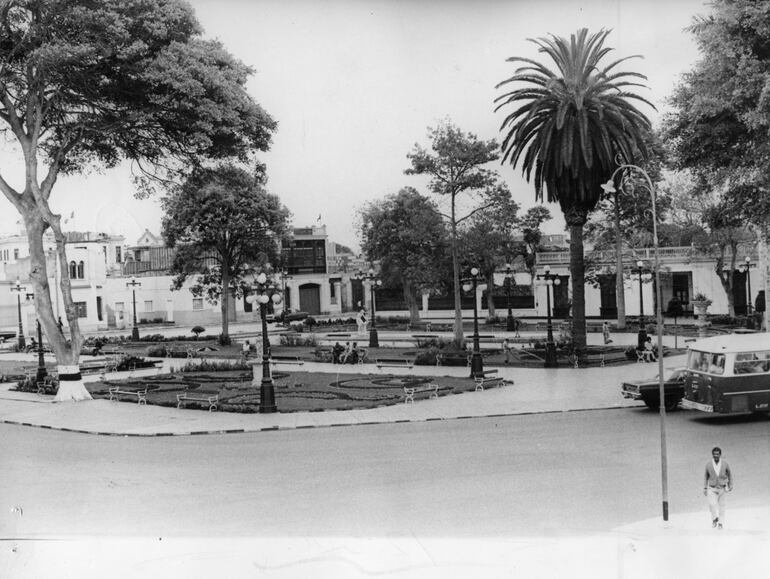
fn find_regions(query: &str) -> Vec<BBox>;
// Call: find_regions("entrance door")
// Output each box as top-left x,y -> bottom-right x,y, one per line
598,274 -> 617,318
299,283 -> 321,314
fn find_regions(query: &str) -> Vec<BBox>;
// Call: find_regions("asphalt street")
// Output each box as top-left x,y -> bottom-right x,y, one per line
2,407 -> 768,539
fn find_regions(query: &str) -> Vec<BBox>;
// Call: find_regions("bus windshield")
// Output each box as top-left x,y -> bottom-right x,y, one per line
688,350 -> 726,374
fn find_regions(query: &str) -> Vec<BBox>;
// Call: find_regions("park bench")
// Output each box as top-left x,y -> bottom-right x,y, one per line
376,358 -> 414,370
176,392 -> 219,412
406,321 -> 433,332
436,352 -> 471,366
270,355 -> 305,366
403,382 -> 439,404
474,369 -> 512,391
313,348 -> 334,363
36,375 -> 58,395
108,386 -> 147,405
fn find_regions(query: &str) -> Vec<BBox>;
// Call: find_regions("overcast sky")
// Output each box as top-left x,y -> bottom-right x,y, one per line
0,0 -> 707,249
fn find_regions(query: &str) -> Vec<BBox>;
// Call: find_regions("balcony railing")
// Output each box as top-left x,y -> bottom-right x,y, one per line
537,246 -> 756,266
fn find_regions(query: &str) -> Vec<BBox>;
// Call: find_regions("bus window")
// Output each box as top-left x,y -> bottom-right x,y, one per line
733,351 -> 770,374
688,350 -> 710,372
708,354 -> 725,375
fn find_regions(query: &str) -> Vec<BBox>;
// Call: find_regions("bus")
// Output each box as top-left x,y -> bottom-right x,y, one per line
681,333 -> 770,414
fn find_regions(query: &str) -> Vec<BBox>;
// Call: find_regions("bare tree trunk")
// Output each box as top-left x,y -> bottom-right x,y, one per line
220,265 -> 230,341
451,200 -> 464,348
715,245 -> 737,317
21,209 -> 90,401
403,281 -> 420,323
614,191 -> 626,329
486,272 -> 496,319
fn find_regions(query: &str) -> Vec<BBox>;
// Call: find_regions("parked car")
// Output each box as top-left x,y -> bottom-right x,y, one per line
621,367 -> 686,411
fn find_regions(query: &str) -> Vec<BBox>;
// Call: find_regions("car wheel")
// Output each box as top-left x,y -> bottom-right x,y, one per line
664,398 -> 680,411
643,399 -> 659,410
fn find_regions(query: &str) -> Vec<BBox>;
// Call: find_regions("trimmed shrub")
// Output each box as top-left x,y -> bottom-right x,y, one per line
191,326 -> 206,338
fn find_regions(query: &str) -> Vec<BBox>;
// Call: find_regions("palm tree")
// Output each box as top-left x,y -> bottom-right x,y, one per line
495,28 -> 653,359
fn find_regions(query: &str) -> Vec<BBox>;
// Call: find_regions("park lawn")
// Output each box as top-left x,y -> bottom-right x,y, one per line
88,368 -> 485,413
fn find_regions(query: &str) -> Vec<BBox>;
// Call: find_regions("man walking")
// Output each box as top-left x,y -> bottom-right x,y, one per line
703,446 -> 733,529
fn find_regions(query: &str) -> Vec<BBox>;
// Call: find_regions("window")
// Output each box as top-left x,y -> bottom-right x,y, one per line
74,301 -> 87,318
69,261 -> 77,278
244,294 -> 253,313
77,261 -> 84,279
13,248 -> 19,260
116,246 -> 122,263
734,351 -> 770,375
192,298 -> 204,310
144,300 -> 153,313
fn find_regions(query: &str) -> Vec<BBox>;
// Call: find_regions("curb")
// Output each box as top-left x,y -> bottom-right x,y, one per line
0,405 -> 630,437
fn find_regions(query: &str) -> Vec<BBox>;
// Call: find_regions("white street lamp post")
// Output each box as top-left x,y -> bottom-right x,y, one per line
603,165 -> 669,522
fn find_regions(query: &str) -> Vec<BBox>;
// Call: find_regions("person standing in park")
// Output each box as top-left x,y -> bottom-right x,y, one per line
602,321 -> 612,344
356,309 -> 368,335
704,446 -> 733,529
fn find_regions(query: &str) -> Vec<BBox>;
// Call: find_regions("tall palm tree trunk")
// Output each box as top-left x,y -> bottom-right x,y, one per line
566,210 -> 588,359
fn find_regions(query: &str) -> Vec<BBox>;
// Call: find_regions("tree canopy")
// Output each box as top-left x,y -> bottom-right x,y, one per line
664,0 -> 770,225
162,164 -> 291,340
405,119 -> 507,347
0,0 -> 276,399
358,187 -> 449,322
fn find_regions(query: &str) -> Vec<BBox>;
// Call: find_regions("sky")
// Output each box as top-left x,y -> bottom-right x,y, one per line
0,0 -> 708,249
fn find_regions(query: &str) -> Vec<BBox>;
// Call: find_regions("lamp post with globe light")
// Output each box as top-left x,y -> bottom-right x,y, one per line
461,267 -> 484,378
246,273 -> 282,413
602,163 -> 669,522
536,265 -> 560,367
126,276 -> 141,340
356,268 -> 382,348
10,278 -> 27,350
504,264 -> 515,332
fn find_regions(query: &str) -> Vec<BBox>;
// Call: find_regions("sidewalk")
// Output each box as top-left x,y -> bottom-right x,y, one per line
0,351 -> 687,436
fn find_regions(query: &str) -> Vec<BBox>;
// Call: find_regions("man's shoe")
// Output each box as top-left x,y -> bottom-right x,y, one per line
712,518 -> 719,528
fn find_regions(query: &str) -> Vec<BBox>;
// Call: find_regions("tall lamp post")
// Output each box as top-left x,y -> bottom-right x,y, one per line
356,268 -> 382,348
633,260 -> 649,349
536,265 -> 560,368
246,273 -> 282,414
126,276 -> 141,340
743,256 -> 754,316
280,267 -> 292,319
24,292 -> 47,382
603,164 -> 669,522
504,264 -> 515,331
10,278 -> 28,350
461,267 -> 484,378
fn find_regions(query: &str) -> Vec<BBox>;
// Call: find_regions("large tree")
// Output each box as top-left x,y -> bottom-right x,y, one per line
358,187 -> 449,323
162,164 -> 291,342
495,28 -> 653,359
0,0 -> 276,400
405,119 -> 506,347
458,190 -> 519,318
664,0 -> 770,327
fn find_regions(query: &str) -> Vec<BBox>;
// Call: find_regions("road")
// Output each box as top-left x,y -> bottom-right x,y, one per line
3,407 -> 769,539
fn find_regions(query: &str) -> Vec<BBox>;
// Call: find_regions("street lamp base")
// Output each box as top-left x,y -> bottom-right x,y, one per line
506,314 -> 515,332
469,352 -> 484,378
369,328 -> 379,348
131,326 -> 140,341
544,342 -> 558,368
259,378 -> 277,413
637,329 -> 648,350
17,335 -> 26,351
